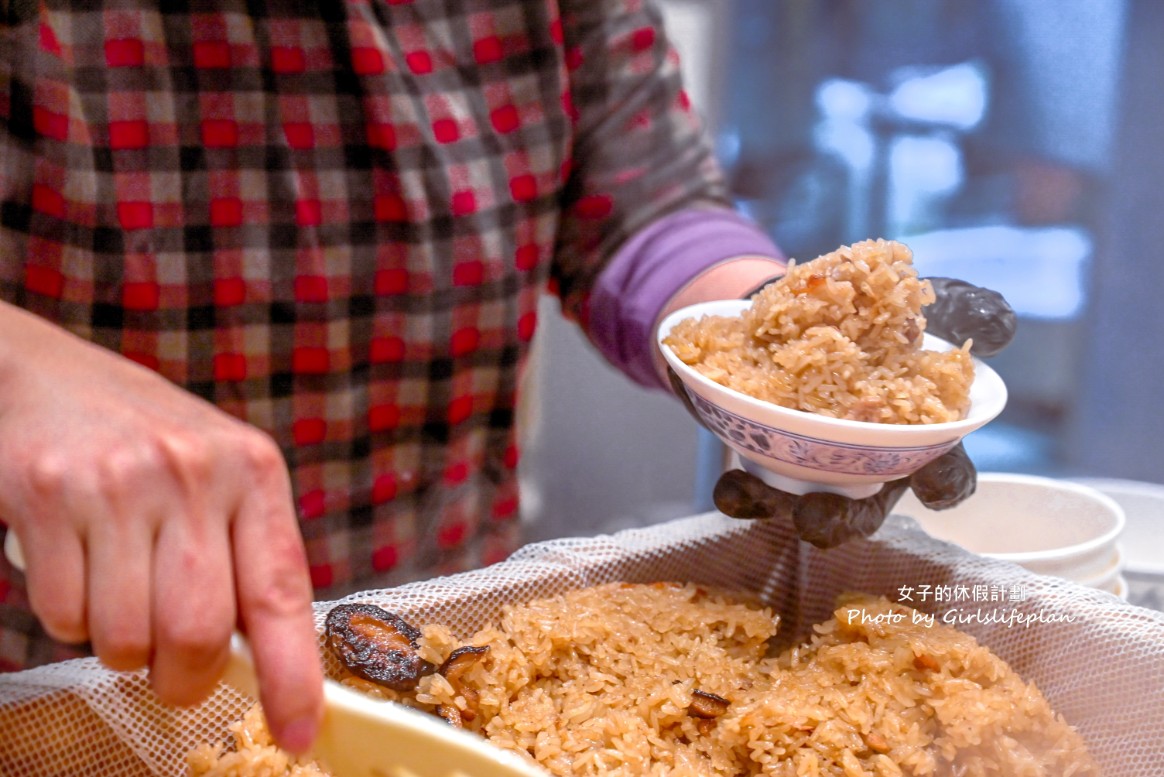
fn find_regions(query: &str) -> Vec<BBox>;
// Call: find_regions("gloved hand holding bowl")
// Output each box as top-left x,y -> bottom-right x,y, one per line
662,239 -> 1016,549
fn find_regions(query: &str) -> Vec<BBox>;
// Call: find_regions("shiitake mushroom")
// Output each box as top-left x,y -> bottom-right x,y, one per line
440,645 -> 490,686
434,645 -> 490,727
688,689 -> 730,719
325,603 -> 435,691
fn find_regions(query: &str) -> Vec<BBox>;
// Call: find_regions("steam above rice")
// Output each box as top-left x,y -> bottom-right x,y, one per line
190,583 -> 1098,777
664,239 -> 975,424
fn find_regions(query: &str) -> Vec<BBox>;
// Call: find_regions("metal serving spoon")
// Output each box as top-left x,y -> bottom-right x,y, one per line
3,531 -> 544,777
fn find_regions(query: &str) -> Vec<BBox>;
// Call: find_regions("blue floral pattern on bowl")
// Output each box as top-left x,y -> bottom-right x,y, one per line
687,390 -> 957,477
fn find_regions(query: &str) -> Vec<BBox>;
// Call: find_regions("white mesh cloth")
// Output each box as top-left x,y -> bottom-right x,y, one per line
1,511 -> 1162,776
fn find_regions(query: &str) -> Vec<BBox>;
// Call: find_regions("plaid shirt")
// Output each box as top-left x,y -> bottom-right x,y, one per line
0,0 -> 726,668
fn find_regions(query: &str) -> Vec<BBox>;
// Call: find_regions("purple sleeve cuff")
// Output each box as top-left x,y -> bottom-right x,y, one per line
589,207 -> 783,390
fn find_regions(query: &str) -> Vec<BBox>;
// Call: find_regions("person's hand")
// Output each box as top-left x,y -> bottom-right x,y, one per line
673,276 -> 1016,548
711,442 -> 976,548
922,277 -> 1016,358
0,304 -> 323,752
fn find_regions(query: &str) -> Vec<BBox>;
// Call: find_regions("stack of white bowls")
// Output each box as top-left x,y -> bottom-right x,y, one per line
1070,477 -> 1164,583
894,473 -> 1127,597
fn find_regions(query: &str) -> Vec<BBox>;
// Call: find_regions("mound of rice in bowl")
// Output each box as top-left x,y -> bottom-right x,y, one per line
664,239 -> 975,424
190,583 -> 1098,777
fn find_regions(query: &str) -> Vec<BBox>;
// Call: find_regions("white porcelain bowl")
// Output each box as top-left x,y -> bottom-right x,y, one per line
659,299 -> 1008,499
894,473 -> 1127,590
1075,543 -> 1123,591
1070,478 -> 1164,575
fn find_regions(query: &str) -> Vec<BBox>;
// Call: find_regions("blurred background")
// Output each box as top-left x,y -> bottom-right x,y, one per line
521,0 -> 1164,541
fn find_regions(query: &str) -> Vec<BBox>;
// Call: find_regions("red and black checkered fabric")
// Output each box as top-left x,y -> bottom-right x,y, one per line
0,0 -> 726,667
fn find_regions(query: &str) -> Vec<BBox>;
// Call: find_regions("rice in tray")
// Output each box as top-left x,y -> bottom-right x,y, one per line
663,238 -> 975,424
186,704 -> 329,777
189,582 -> 1099,777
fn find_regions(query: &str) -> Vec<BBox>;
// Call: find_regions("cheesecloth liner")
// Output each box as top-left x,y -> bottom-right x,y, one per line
1,511 -> 1162,776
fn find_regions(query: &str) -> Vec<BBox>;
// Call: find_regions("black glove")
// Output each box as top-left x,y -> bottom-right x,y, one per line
671,276 -> 1016,549
923,277 -> 1015,358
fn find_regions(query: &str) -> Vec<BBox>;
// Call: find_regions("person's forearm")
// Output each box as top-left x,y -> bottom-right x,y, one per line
650,254 -> 785,386
588,207 -> 785,390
